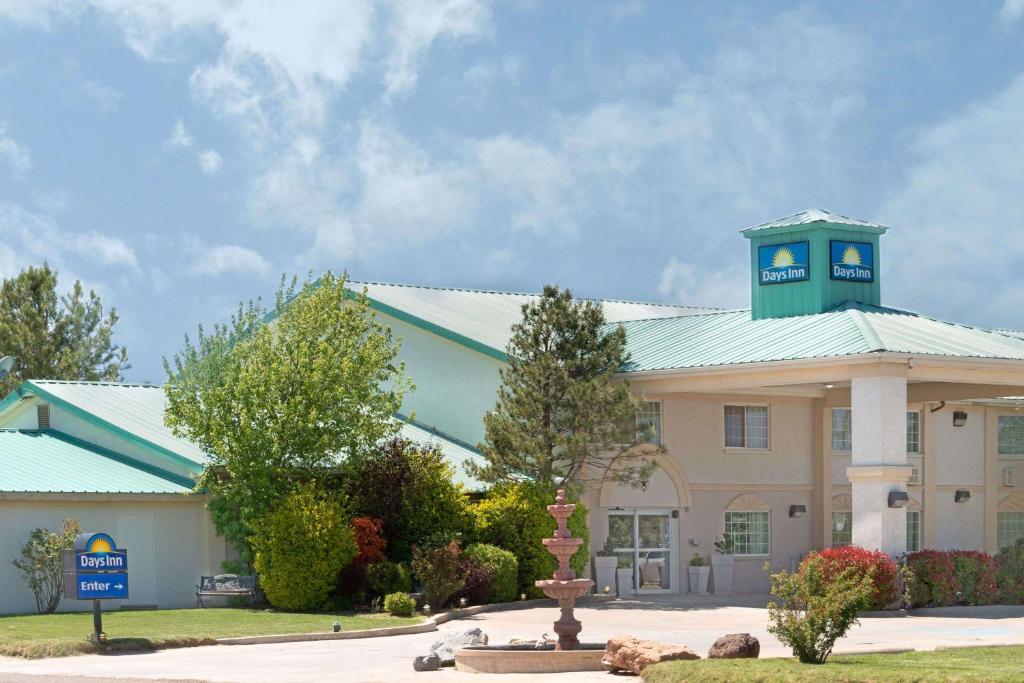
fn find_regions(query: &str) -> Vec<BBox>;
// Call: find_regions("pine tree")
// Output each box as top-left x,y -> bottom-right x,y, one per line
471,285 -> 660,488
0,264 -> 128,395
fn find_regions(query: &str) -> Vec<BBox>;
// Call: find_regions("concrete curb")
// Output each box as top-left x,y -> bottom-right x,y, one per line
216,594 -> 618,646
907,604 -> 1024,618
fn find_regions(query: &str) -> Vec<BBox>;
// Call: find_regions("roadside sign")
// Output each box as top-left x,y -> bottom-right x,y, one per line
76,572 -> 129,600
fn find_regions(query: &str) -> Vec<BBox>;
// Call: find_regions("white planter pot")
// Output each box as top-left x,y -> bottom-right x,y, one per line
687,566 -> 710,594
594,556 -> 618,595
616,567 -> 634,596
711,555 -> 734,594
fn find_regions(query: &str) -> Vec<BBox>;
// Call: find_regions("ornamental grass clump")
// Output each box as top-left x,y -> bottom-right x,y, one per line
766,555 -> 874,664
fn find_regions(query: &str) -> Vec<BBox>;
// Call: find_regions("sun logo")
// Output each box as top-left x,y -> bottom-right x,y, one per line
841,245 -> 862,266
771,247 -> 796,268
85,533 -> 116,553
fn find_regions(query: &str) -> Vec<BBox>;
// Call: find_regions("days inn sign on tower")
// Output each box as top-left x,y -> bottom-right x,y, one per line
743,209 -> 886,320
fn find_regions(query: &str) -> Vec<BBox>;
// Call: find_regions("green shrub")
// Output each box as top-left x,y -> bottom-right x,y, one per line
252,484 -> 358,610
996,537 -> 1024,604
383,592 -> 415,617
366,560 -> 412,598
766,556 -> 874,664
12,519 -> 80,614
343,438 -> 475,562
474,482 -> 589,598
464,543 -> 518,603
411,540 -> 467,609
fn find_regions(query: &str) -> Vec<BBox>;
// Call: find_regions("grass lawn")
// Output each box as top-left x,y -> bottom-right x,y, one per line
642,646 -> 1024,682
0,608 -> 424,658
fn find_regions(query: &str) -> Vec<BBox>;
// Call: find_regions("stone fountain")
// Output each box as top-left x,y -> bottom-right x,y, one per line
452,489 -> 605,674
535,489 -> 594,650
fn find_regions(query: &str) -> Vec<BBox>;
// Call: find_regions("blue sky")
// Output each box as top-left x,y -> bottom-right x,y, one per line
1,1 -> 1023,382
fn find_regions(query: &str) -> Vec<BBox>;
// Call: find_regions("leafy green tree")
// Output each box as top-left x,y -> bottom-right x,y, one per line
164,272 -> 410,563
471,284 -> 658,488
252,484 -> 358,610
12,519 -> 80,614
0,265 -> 127,395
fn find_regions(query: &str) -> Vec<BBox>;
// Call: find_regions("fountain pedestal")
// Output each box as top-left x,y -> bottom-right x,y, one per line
534,489 -> 593,650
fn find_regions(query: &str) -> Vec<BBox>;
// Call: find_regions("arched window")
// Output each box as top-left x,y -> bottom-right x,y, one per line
724,494 -> 771,556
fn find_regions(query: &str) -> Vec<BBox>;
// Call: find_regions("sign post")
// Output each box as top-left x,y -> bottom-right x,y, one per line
62,532 -> 129,642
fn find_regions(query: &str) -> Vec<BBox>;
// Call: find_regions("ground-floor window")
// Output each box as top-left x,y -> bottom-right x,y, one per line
997,511 -> 1024,550
831,511 -> 852,547
906,510 -> 921,552
725,510 -> 770,556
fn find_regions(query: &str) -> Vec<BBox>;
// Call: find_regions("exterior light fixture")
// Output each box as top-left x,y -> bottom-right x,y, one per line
332,621 -> 341,633
459,597 -> 468,608
955,489 -> 971,503
788,504 -> 807,518
602,585 -> 611,595
422,604 -> 431,616
953,411 -> 968,427
520,593 -> 527,601
824,383 -> 835,389
888,491 -> 909,508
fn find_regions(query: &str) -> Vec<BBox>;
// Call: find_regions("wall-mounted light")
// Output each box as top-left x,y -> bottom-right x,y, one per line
688,538 -> 700,547
824,383 -> 835,390
788,504 -> 807,518
955,489 -> 971,504
953,411 -> 968,427
888,491 -> 909,508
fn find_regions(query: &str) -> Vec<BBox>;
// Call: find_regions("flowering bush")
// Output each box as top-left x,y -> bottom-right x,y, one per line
906,550 -> 958,607
906,549 -> 999,607
808,546 -> 899,610
996,537 -> 1024,604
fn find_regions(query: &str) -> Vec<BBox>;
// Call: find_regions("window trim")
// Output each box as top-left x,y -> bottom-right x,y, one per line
723,403 -> 771,451
724,509 -> 772,557
906,410 -> 921,455
831,407 -> 852,454
997,414 -> 1024,458
636,400 -> 662,446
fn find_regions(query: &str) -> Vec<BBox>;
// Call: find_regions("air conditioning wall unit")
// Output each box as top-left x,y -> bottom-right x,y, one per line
908,465 -> 921,486
1003,466 -> 1016,488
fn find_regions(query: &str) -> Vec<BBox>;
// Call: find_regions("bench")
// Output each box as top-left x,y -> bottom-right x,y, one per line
196,574 -> 257,608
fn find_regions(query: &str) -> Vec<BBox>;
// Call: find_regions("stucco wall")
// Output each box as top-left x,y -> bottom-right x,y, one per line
933,490 -> 986,550
382,312 -> 504,445
0,497 -> 225,614
934,406 -> 985,486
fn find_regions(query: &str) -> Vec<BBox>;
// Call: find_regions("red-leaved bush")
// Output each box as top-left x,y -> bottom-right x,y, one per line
351,516 -> 387,566
905,549 -> 999,606
805,546 -> 899,610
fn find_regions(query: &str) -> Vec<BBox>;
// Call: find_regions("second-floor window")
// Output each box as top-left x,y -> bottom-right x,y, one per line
724,405 -> 769,449
830,408 -> 922,453
998,415 -> 1024,456
636,401 -> 661,445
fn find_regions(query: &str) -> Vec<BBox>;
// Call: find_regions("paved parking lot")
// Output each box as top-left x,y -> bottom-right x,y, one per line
0,598 -> 1022,683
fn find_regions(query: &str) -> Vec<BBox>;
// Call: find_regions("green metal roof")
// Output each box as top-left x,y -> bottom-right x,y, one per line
741,209 -> 887,235
397,415 -> 486,490
619,302 -> 1024,373
0,429 -> 192,494
16,380 -> 208,469
351,281 -> 713,360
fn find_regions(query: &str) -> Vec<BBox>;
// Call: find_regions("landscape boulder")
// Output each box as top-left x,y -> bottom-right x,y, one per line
412,653 -> 440,672
602,635 -> 699,674
708,633 -> 760,659
429,627 -> 488,666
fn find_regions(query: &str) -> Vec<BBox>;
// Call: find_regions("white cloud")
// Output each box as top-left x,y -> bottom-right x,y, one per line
1000,0 -> 1024,25
190,244 -> 270,276
163,119 -> 193,150
879,72 -> 1024,327
659,257 -> 748,309
384,0 -> 490,96
197,149 -> 223,174
0,122 -> 31,175
463,54 -> 520,90
68,232 -> 139,270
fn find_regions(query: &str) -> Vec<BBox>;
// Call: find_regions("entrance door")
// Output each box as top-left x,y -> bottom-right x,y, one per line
607,509 -> 676,593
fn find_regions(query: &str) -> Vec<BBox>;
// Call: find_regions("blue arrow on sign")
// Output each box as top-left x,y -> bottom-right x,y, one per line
76,572 -> 129,600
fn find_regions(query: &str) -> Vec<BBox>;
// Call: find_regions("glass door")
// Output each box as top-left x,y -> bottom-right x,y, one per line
607,509 -> 676,593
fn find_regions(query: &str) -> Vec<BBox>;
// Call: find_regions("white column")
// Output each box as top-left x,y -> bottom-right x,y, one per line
847,366 -> 911,555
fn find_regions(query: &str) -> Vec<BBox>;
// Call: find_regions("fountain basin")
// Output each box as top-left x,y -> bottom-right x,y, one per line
535,578 -> 593,600
454,643 -> 605,674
